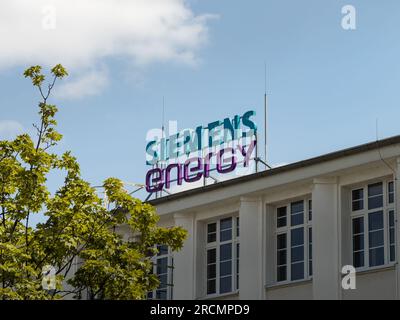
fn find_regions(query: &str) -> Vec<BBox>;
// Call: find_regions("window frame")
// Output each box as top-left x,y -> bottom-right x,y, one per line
275,198 -> 312,284
205,216 -> 239,297
350,180 -> 395,272
147,245 -> 174,300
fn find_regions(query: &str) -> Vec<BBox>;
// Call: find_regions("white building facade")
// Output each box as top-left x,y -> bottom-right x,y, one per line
139,136 -> 400,300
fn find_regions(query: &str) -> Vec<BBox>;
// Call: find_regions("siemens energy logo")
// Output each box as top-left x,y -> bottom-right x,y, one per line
145,110 -> 258,194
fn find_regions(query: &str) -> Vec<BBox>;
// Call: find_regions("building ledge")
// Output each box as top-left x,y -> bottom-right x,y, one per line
197,290 -> 239,300
265,278 -> 313,290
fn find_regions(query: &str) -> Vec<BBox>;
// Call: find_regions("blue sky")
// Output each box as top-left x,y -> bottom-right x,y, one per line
1,0 -> 400,225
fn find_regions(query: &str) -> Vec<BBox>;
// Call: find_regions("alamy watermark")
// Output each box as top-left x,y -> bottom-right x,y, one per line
341,265 -> 356,290
341,5 -> 356,30
41,265 -> 57,290
42,5 -> 57,30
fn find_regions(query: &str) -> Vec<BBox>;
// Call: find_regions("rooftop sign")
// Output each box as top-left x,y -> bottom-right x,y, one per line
145,110 -> 257,193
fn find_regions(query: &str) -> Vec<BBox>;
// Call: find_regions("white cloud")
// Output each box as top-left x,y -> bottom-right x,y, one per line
0,120 -> 24,140
0,0 -> 215,98
54,68 -> 109,100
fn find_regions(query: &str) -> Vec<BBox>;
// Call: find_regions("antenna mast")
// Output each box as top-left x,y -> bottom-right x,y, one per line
264,62 -> 268,169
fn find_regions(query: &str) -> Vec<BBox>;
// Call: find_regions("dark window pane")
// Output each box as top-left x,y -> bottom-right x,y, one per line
291,228 -> 304,247
353,234 -> 364,251
309,260 -> 313,276
308,200 -> 312,221
157,257 -> 168,274
157,245 -> 168,256
236,243 -> 240,274
352,217 -> 364,234
309,244 -> 312,260
277,207 -> 287,227
369,247 -> 384,267
207,233 -> 216,243
291,246 -> 304,263
277,250 -> 287,266
207,249 -> 216,264
291,201 -> 304,214
389,211 -> 395,227
390,245 -> 396,262
389,181 -> 394,193
368,196 -> 383,210
308,227 -> 312,243
207,264 -> 216,279
220,243 -> 232,261
220,229 -> 232,242
220,218 -> 232,230
236,217 -> 239,237
158,274 -> 168,288
291,213 -> 304,226
390,230 -> 395,244
352,188 -> 364,200
207,279 -> 216,294
369,211 -> 383,231
368,183 -> 383,209
156,289 -> 167,300
207,223 -> 216,233
277,206 -> 287,218
220,261 -> 232,277
369,230 -> 384,248
291,262 -> 304,281
277,217 -> 287,228
368,183 -> 383,197
220,276 -> 232,293
353,251 -> 364,268
352,200 -> 364,211
277,266 -> 287,282
277,234 -> 287,250
389,182 -> 394,203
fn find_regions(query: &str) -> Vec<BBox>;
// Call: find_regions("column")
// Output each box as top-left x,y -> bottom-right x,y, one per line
239,196 -> 264,299
173,212 -> 195,299
312,177 -> 340,299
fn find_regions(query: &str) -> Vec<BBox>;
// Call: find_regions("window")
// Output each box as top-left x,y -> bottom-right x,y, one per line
352,188 -> 364,211
388,181 -> 394,204
352,217 -> 364,268
368,183 -> 383,210
148,245 -> 174,300
308,226 -> 313,277
277,207 -> 287,228
368,211 -> 384,266
276,199 -> 312,283
308,200 -> 313,277
389,210 -> 395,262
206,217 -> 239,296
351,181 -> 395,269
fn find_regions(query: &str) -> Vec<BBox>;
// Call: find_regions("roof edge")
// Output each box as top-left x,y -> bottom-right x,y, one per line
148,135 -> 400,205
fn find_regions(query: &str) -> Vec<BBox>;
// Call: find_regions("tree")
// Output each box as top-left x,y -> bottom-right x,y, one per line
0,65 -> 187,300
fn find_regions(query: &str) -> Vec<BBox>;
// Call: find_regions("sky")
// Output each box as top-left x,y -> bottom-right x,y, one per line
1,0 -> 400,225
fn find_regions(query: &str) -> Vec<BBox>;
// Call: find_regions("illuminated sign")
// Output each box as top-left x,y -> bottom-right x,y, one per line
145,110 -> 257,193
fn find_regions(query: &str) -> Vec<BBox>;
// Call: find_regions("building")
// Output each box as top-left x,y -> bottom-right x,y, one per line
133,135 -> 400,300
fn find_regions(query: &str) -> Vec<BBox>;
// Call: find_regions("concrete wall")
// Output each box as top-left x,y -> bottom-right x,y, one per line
342,268 -> 396,300
266,281 -> 313,300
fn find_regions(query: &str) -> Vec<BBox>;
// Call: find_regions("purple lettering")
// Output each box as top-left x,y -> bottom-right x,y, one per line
184,157 -> 203,183
237,140 -> 256,167
217,148 -> 236,173
165,163 -> 183,189
145,168 -> 164,193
